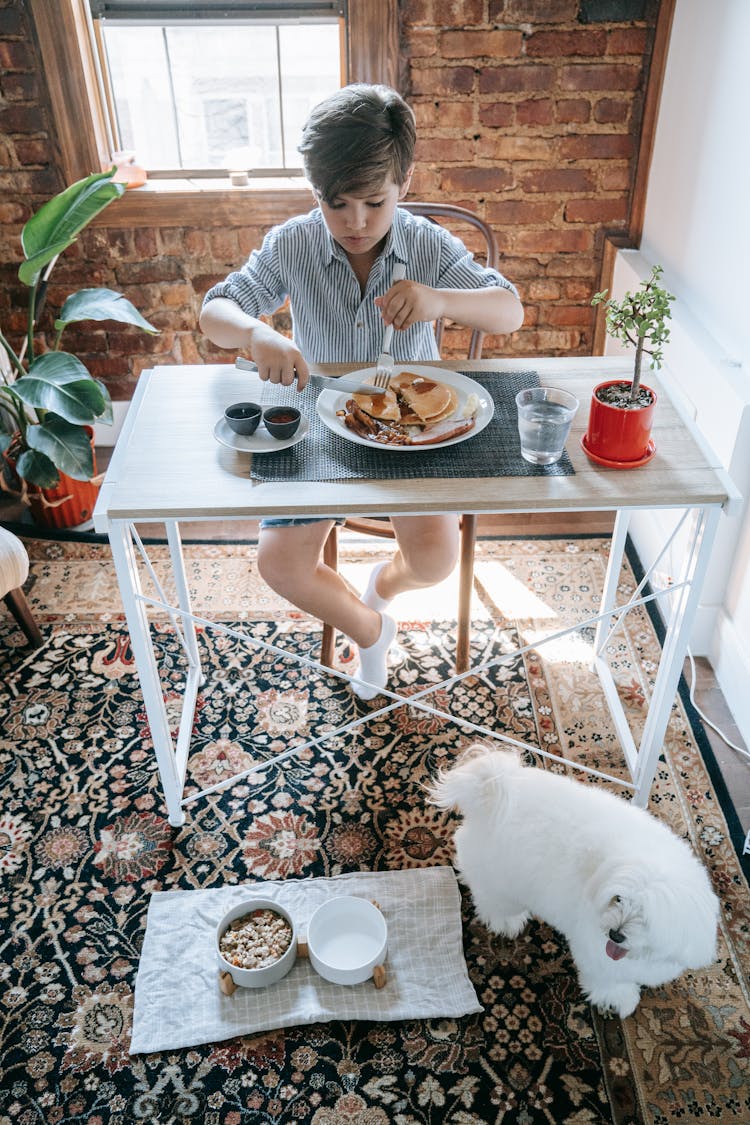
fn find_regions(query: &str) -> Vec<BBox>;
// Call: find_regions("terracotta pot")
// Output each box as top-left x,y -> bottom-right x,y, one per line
583,380 -> 657,465
26,473 -> 100,530
7,427 -> 101,530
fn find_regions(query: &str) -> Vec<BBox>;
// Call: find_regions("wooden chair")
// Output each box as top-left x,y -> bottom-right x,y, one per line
0,525 -> 43,647
320,201 -> 500,674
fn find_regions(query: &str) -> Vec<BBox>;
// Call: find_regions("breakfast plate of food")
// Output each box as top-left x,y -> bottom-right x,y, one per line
315,366 -> 494,450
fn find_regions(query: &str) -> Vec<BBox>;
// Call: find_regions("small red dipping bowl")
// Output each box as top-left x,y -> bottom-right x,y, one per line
263,406 -> 301,440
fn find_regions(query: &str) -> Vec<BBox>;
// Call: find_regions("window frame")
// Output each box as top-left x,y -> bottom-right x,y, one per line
30,0 -> 399,228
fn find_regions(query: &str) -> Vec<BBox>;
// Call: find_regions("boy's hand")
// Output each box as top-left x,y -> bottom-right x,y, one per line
374,280 -> 443,331
375,282 -> 524,337
251,325 -> 310,391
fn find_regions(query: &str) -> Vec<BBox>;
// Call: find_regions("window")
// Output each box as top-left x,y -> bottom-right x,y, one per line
29,0 -> 398,227
90,3 -> 344,176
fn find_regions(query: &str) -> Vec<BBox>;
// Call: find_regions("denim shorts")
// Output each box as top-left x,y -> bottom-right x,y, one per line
259,517 -> 346,529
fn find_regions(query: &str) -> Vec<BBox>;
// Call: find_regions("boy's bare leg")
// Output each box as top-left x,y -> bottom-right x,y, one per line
362,515 -> 460,606
256,521 -> 383,649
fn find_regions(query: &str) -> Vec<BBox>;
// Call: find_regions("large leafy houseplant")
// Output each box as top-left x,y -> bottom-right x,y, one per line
583,264 -> 675,466
0,169 -> 157,514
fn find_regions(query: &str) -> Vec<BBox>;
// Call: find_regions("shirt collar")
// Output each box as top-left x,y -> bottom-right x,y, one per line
316,205 -> 410,270
386,206 -> 409,267
313,209 -> 343,266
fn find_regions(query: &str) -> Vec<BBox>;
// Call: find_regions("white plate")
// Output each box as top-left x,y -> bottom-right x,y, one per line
315,365 -> 494,451
213,414 -> 309,453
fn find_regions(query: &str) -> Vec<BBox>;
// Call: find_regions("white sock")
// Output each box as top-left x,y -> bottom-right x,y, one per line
361,560 -> 392,613
352,613 -> 397,701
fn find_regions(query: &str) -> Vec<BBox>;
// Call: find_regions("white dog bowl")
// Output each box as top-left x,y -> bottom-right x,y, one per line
307,896 -> 387,985
216,898 -> 297,989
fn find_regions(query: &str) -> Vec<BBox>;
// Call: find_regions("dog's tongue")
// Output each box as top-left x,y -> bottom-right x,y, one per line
606,939 -> 628,960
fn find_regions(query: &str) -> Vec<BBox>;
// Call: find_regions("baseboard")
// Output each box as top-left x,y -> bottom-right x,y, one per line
710,611 -> 750,749
93,400 -> 130,449
627,509 -> 720,653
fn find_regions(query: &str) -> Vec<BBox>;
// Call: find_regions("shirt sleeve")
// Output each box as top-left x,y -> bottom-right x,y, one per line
434,224 -> 519,298
202,225 -> 288,316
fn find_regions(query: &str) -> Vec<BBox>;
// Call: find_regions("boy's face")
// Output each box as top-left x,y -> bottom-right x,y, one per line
315,172 -> 412,262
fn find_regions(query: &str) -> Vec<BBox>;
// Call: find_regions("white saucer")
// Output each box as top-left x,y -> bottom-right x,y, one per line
213,415 -> 309,453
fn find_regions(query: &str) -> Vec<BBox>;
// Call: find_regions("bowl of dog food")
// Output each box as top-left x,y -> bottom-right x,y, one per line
306,896 -> 387,985
216,898 -> 297,989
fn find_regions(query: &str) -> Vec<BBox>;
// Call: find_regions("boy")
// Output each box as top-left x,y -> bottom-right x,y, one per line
200,84 -> 523,699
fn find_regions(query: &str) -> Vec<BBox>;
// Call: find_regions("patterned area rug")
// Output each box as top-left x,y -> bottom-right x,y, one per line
1,535 -> 748,1124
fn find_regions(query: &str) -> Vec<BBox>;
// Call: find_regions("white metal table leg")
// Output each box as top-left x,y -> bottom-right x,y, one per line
632,504 -> 722,805
165,521 -> 204,681
108,520 -> 186,827
164,520 -> 205,788
594,508 -> 631,658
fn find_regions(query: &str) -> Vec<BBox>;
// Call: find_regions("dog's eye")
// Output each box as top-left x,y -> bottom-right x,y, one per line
613,895 -> 621,903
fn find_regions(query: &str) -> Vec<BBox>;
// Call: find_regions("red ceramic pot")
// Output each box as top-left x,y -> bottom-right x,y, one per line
583,380 -> 656,465
26,473 -> 100,529
14,426 -> 101,530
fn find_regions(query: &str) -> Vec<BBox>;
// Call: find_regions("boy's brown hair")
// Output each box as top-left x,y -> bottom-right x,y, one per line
298,84 -> 416,203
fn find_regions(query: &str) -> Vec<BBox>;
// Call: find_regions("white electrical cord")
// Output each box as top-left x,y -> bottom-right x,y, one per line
684,648 -> 750,855
662,538 -> 750,855
685,648 -> 750,761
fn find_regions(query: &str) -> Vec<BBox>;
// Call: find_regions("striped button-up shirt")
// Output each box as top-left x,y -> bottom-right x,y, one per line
203,206 -> 518,364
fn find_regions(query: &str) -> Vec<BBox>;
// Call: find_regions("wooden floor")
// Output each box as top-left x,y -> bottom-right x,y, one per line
159,511 -> 750,838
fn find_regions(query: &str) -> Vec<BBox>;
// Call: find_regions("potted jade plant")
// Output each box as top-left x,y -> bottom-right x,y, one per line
583,264 -> 675,466
0,169 -> 157,528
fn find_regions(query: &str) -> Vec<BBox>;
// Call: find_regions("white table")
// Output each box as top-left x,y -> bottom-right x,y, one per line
94,358 -> 736,826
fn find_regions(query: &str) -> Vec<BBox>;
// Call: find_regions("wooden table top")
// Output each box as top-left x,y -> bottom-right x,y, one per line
93,357 -> 731,527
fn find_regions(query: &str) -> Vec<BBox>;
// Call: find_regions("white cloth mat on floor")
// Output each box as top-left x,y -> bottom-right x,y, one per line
130,866 -> 481,1053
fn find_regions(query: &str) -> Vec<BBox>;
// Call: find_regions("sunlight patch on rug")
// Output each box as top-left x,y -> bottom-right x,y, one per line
475,558 -> 561,619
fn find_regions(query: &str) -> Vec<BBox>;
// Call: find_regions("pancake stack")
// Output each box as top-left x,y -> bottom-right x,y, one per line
344,371 -> 474,446
389,371 -> 458,425
351,371 -> 458,429
349,387 -> 401,422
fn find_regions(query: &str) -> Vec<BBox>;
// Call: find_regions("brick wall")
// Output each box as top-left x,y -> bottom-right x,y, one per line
0,0 -> 658,402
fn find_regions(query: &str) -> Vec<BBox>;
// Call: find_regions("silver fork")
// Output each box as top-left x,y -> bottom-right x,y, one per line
374,262 -> 406,387
372,364 -> 393,391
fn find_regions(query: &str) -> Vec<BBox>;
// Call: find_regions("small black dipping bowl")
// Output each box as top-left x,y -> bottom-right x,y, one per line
225,402 -> 262,436
263,406 -> 302,440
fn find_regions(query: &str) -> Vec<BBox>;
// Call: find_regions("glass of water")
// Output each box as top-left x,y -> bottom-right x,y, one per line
515,386 -> 579,465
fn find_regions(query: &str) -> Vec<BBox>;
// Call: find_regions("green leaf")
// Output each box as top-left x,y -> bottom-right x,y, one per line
14,352 -> 107,423
15,446 -> 61,489
56,288 -> 158,334
25,414 -> 95,480
94,380 -> 114,426
17,238 -> 74,289
19,170 -> 125,287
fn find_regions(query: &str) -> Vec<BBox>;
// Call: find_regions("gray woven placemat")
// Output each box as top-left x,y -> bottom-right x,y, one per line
250,369 -> 575,483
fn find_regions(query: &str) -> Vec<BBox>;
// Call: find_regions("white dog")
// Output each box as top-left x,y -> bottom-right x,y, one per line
429,748 -> 719,1017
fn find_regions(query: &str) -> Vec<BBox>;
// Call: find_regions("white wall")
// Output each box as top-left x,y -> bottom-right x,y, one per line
606,0 -> 750,742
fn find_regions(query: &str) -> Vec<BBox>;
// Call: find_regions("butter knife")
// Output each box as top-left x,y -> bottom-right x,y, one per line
234,357 -> 384,396
311,374 -> 385,395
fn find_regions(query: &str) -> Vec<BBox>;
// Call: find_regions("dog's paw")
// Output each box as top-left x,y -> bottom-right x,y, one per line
482,910 -> 530,939
586,983 -> 641,1019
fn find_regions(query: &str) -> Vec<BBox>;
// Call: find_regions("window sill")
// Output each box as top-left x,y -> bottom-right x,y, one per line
89,177 -> 313,229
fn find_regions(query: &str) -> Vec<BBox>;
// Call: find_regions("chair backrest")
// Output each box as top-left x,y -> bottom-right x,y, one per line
399,202 -> 500,360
